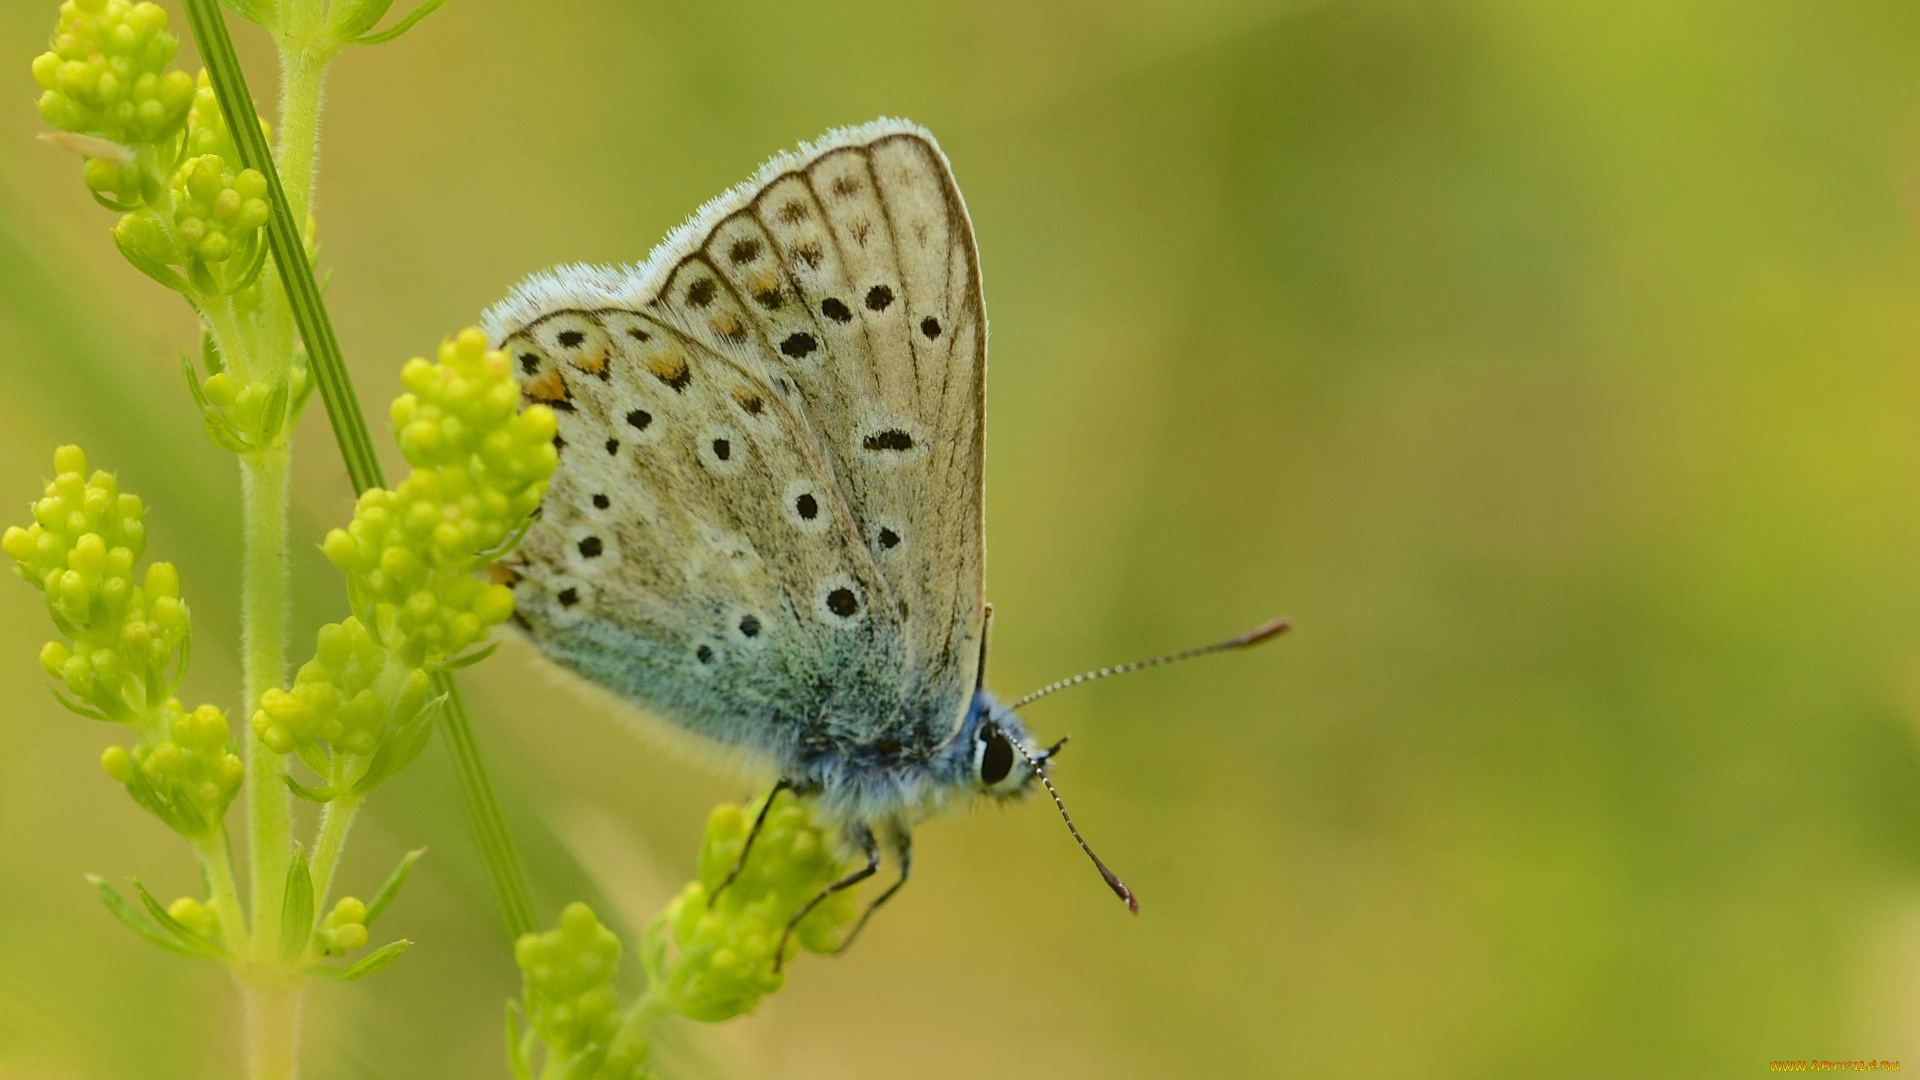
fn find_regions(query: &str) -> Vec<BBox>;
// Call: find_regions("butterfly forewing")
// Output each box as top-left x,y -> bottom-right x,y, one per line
487,120 -> 987,765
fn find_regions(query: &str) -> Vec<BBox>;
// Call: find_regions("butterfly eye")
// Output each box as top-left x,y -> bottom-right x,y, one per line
977,728 -> 1015,787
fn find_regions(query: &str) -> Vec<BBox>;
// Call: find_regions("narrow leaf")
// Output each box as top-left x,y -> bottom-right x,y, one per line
280,845 -> 315,962
88,876 -> 206,958
130,879 -> 226,957
50,687 -> 111,722
284,773 -> 338,803
364,847 -> 425,926
326,0 -> 395,40
350,0 -> 447,45
309,938 -> 410,981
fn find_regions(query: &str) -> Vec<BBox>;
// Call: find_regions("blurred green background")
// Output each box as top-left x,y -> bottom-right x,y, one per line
4,0 -> 1920,1077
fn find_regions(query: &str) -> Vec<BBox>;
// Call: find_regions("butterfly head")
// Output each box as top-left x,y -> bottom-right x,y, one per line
960,692 -> 1063,800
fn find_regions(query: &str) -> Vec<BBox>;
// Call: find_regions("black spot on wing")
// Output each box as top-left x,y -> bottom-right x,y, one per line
780,332 -> 818,359
863,429 -> 914,451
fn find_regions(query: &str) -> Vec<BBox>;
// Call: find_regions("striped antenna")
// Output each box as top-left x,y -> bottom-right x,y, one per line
1006,617 -> 1291,713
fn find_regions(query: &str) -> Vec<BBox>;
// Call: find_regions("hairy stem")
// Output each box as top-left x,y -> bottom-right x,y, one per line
241,444 -> 292,954
242,975 -> 304,1080
307,793 -> 363,917
198,829 -> 249,958
259,18 -> 330,384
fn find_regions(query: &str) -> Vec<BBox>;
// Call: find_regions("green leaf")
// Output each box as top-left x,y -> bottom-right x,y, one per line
257,378 -> 292,444
347,694 -> 438,797
110,226 -> 188,295
280,845 -> 314,963
348,0 -> 447,46
284,772 -> 338,803
309,938 -> 410,981
130,878 -> 226,958
88,188 -> 141,214
215,235 -> 272,297
88,876 -> 208,958
431,641 -> 498,672
364,847 -> 425,926
49,686 -> 111,722
325,0 -> 394,40
121,756 -> 210,839
217,0 -> 275,25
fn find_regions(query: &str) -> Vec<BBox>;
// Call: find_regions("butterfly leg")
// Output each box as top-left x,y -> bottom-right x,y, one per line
772,826 -> 879,973
834,828 -> 911,956
712,778 -> 794,901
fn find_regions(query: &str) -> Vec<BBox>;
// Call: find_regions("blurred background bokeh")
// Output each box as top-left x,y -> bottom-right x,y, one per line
4,0 -> 1920,1077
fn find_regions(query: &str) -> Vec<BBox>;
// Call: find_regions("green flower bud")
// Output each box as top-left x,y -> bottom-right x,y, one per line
169,155 -> 269,265
83,153 -> 145,205
642,796 -> 861,1023
167,895 -> 219,940
7,447 -> 185,723
184,67 -> 268,165
100,744 -> 133,782
322,330 -> 555,668
117,700 -> 242,838
30,0 -> 194,145
316,895 -> 369,955
253,618 -> 434,796
516,903 -> 634,1065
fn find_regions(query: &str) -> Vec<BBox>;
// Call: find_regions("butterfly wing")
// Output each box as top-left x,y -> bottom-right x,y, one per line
487,119 -> 985,770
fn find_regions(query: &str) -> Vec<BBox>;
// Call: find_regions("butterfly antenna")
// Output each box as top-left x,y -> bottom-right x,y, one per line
1005,616 -> 1291,713
1008,738 -> 1139,914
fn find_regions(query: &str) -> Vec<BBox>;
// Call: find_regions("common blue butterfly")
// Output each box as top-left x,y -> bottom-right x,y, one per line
484,118 -> 1284,962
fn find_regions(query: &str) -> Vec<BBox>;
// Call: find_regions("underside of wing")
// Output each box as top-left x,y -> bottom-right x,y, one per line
487,118 -> 987,761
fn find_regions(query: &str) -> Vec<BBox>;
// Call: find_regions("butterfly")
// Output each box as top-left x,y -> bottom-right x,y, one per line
483,118 -> 1285,962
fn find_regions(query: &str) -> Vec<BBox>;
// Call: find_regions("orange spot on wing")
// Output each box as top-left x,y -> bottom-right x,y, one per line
647,350 -> 688,383
571,348 -> 608,377
525,369 -> 570,404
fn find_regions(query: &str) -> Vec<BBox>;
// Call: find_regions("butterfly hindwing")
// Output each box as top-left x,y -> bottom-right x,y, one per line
486,119 -> 985,768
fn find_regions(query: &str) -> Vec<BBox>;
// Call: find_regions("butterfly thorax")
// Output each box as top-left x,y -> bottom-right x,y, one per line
787,687 -> 1039,826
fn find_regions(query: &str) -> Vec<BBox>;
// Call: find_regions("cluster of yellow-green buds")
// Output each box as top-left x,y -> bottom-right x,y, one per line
510,903 -> 655,1080
3,447 -> 240,839
508,797 -> 861,1077
253,330 -> 554,801
32,1 -> 274,300
642,795 -> 862,1020
324,329 -> 557,669
254,616 -> 435,801
31,0 -> 192,147
30,1 -> 313,459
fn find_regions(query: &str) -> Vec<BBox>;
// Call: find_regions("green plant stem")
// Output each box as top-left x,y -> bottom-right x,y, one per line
242,974 -> 303,1080
241,445 -> 292,955
201,298 -> 251,379
258,14 -> 331,387
307,793 -> 362,915
197,829 -> 249,958
437,675 -> 535,938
